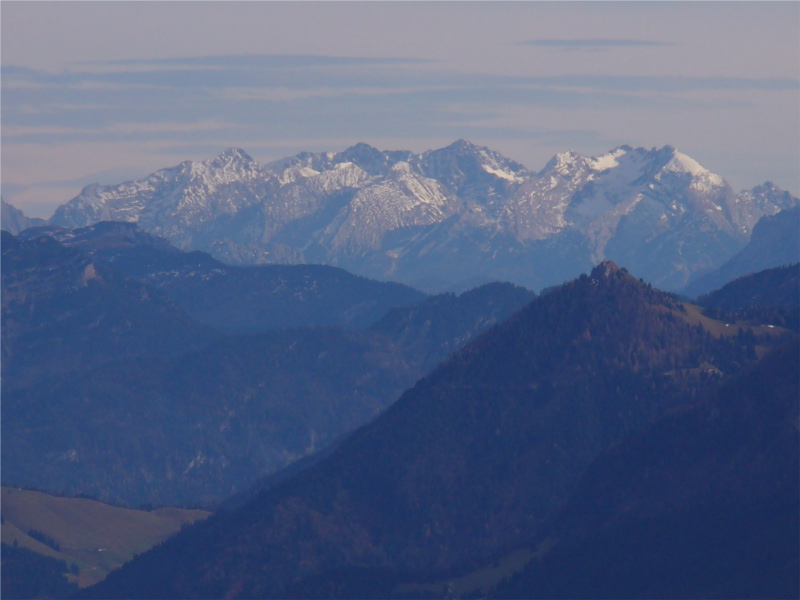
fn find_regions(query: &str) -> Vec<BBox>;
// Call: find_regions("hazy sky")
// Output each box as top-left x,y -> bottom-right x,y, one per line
2,1 -> 798,218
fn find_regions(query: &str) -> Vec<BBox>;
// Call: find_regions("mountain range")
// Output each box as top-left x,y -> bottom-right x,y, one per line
2,140 -> 798,599
79,262 -> 797,598
7,140 -> 797,292
2,225 -> 533,507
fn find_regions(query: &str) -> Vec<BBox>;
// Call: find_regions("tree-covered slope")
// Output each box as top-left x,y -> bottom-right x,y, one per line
82,263 -> 789,599
1,231 -> 216,390
369,281 -> 535,374
699,263 -> 799,312
492,342 -> 798,599
18,222 -> 427,334
2,327 -> 419,508
3,226 -> 535,508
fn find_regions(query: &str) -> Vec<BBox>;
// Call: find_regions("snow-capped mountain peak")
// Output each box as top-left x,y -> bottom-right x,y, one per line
43,140 -> 798,292
444,138 -> 480,154
541,150 -> 585,177
662,149 -> 725,188
216,147 -> 255,164
192,148 -> 263,183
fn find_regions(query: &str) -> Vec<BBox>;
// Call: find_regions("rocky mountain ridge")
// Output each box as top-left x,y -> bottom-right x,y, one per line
1,199 -> 46,235
11,141 -> 799,292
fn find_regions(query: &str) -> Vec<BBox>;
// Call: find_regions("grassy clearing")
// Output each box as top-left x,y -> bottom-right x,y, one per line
680,303 -> 789,338
1,486 -> 210,587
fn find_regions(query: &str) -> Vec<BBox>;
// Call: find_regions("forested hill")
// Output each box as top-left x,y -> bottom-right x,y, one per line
493,341 -> 799,599
81,262 -> 793,599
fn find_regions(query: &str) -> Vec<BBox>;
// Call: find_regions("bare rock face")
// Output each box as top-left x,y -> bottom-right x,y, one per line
1,198 -> 46,234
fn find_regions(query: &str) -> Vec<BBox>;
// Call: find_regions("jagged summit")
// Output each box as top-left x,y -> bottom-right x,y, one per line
444,138 -> 480,152
542,144 -> 687,177
749,181 -> 783,195
418,139 -> 529,193
201,147 -> 263,182
338,141 -> 382,157
591,260 -> 624,279
539,149 -> 585,177
334,142 -> 403,176
214,147 -> 256,164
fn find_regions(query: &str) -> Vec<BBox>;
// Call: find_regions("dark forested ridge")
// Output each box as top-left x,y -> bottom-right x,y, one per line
3,327 -> 416,507
1,230 -> 217,390
17,222 -> 427,333
699,262 -> 799,310
492,342 -> 799,599
81,262 -> 795,599
369,281 -> 536,374
1,543 -> 79,600
2,227 -> 534,508
5,220 -> 796,598
696,263 -> 800,334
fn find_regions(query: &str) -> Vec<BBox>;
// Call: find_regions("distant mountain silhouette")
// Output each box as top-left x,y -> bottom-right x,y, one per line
699,263 -> 799,312
1,230 -> 215,389
1,198 -> 46,234
18,222 -> 427,333
684,205 -> 800,297
369,281 -> 535,374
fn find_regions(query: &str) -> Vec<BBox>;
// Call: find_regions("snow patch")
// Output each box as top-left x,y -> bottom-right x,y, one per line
666,151 -> 724,186
588,147 -> 627,172
482,164 -> 523,182
299,167 -> 320,178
